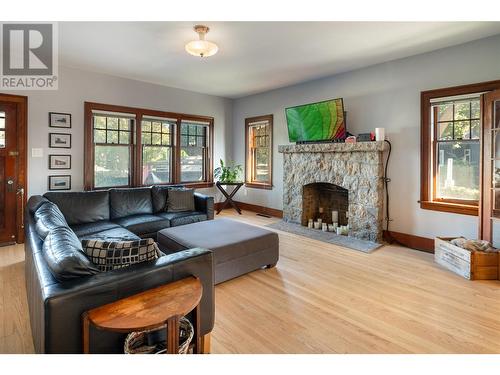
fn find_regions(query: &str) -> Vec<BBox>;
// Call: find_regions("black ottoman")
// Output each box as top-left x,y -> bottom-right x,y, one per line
157,218 -> 279,284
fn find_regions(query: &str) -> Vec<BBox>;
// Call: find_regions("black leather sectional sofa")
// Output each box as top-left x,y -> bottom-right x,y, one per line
24,185 -> 215,353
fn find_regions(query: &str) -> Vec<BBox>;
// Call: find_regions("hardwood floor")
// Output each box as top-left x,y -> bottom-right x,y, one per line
1,210 -> 500,353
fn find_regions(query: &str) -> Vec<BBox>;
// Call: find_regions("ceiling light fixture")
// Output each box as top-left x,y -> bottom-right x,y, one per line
185,25 -> 218,58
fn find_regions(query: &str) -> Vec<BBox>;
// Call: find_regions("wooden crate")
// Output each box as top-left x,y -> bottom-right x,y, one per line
434,237 -> 498,280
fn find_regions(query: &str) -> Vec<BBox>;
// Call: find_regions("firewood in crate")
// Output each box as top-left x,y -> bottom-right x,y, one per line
434,237 -> 498,280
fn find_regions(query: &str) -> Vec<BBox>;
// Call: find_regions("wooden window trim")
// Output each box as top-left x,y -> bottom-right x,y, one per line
421,80 -> 500,216
178,119 -> 212,184
140,118 -> 174,187
245,114 -> 273,190
84,102 -> 214,190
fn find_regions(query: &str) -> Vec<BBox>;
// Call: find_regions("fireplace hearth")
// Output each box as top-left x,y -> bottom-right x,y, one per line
301,183 -> 348,226
278,142 -> 388,242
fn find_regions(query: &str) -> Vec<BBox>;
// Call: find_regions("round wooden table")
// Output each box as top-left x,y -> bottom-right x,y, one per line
82,276 -> 203,354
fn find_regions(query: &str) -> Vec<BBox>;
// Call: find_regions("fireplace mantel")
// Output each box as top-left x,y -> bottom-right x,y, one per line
278,141 -> 387,242
278,141 -> 388,154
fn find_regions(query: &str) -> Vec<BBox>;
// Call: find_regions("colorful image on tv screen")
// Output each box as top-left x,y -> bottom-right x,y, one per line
285,98 -> 345,142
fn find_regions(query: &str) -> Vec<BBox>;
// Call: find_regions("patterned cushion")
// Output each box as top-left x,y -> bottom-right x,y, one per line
166,188 -> 195,212
82,238 -> 160,272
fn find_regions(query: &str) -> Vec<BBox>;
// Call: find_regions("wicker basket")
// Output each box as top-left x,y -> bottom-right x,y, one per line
124,317 -> 194,354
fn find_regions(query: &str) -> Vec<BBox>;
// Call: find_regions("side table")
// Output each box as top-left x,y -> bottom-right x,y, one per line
215,181 -> 243,215
82,276 -> 203,354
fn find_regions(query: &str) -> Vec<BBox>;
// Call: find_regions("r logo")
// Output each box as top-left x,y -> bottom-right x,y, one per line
2,24 -> 53,76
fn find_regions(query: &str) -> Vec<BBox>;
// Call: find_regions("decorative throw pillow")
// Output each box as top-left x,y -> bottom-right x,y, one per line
82,238 -> 160,272
166,188 -> 195,212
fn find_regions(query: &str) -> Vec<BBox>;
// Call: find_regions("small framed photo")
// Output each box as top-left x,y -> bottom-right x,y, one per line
49,155 -> 71,170
49,112 -> 71,128
49,133 -> 71,148
48,175 -> 71,191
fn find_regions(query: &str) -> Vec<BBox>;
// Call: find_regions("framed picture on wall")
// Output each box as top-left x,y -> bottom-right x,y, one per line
49,112 -> 72,128
49,155 -> 71,170
49,133 -> 71,148
48,175 -> 71,191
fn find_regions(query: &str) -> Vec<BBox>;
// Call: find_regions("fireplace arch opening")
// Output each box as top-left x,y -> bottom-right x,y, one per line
301,183 -> 348,226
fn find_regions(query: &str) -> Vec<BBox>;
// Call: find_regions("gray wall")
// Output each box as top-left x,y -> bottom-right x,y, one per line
7,33 -> 500,240
232,34 -> 500,239
5,66 -> 233,198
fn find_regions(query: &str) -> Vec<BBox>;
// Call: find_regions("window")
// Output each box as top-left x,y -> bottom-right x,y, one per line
93,114 -> 134,188
84,102 -> 214,190
245,115 -> 273,189
433,97 -> 480,202
0,111 -> 5,148
180,120 -> 210,183
421,80 -> 500,216
141,117 -> 174,185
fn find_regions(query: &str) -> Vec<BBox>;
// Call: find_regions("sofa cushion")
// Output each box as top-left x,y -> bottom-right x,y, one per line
151,185 -> 185,212
42,226 -> 100,282
81,238 -> 160,272
156,211 -> 207,227
78,227 -> 141,242
70,221 -> 121,238
112,214 -> 170,236
28,195 -> 50,215
151,186 -> 169,213
44,191 -> 110,225
34,202 -> 69,240
109,188 -> 153,219
166,188 -> 195,212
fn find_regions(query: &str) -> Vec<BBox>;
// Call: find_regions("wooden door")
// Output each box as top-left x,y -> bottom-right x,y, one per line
0,102 -> 19,245
0,94 -> 27,246
480,89 -> 500,245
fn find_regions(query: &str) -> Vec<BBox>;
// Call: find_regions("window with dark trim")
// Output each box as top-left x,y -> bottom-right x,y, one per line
93,114 -> 134,188
421,80 -> 500,216
84,102 -> 214,190
180,120 -> 210,183
432,97 -> 480,204
141,117 -> 174,185
245,115 -> 273,189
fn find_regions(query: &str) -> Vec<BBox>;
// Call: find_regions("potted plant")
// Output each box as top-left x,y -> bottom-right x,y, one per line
214,159 -> 243,183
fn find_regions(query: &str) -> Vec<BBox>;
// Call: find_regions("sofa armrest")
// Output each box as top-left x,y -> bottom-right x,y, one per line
194,192 -> 214,220
41,248 -> 214,353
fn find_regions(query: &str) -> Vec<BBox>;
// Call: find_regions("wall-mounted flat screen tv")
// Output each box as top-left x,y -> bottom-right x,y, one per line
285,98 -> 346,143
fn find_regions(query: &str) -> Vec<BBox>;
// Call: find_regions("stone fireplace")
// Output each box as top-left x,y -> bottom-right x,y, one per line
278,142 -> 388,242
301,183 -> 348,226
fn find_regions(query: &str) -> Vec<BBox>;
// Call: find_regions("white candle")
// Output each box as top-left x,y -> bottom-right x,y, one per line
336,227 -> 342,235
328,224 -> 335,232
314,221 -> 321,229
375,127 -> 385,141
322,223 -> 328,232
317,218 -> 322,225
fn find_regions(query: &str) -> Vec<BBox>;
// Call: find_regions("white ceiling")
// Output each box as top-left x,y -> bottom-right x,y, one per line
59,22 -> 500,98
